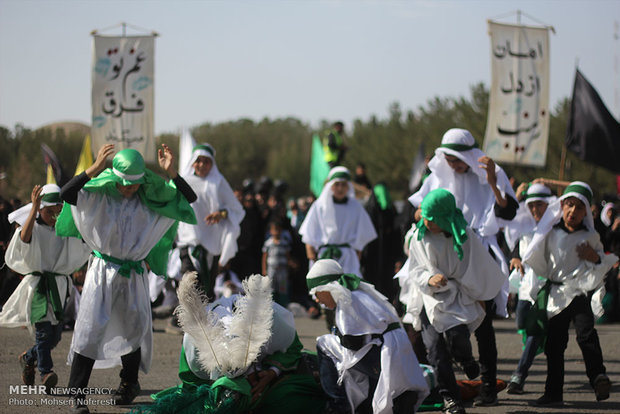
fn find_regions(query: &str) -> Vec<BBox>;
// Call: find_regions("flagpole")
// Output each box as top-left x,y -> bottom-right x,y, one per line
558,143 -> 567,181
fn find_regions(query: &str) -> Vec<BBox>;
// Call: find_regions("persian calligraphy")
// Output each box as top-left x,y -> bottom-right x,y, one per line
91,35 -> 155,162
483,21 -> 550,167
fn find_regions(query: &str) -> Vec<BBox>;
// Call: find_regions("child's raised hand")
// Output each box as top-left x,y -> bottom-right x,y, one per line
30,185 -> 43,209
576,242 -> 600,264
478,155 -> 497,187
428,273 -> 448,288
87,144 -> 115,177
158,144 -> 177,178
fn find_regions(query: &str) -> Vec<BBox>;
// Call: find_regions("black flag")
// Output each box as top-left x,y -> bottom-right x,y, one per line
566,69 -> 620,173
41,143 -> 68,186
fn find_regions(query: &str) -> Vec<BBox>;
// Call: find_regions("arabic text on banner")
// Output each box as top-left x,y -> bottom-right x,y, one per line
91,35 -> 156,163
483,21 -> 550,167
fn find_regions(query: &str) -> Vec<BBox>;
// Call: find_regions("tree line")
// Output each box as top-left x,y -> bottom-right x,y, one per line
1,83 -> 617,203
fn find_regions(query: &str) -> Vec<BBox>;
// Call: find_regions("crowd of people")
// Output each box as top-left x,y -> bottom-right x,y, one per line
0,124 -> 618,414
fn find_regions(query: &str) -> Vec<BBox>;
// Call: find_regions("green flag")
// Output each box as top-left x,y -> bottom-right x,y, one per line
310,134 -> 330,197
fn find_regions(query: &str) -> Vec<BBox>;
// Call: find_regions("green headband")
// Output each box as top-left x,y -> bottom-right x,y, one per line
526,192 -> 552,199
307,273 -> 362,291
440,142 -> 478,152
41,193 -> 62,204
112,149 -> 146,182
416,188 -> 468,260
193,144 -> 214,157
328,171 -> 351,181
563,184 -> 592,204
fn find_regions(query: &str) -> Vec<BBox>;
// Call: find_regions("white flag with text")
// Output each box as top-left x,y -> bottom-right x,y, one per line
91,35 -> 156,162
483,21 -> 550,167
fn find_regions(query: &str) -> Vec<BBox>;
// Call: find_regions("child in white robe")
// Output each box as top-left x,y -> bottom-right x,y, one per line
299,166 -> 377,277
503,183 -> 555,394
523,182 -> 617,406
56,144 -> 197,413
176,143 -> 245,298
0,184 -> 91,393
408,188 -> 505,414
308,259 -> 429,414
408,128 -> 518,406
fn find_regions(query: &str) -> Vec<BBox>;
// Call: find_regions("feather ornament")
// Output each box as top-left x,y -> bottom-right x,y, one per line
175,272 -> 229,374
227,274 -> 274,374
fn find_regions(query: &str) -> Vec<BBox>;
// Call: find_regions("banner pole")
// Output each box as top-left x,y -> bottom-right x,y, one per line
558,143 -> 567,179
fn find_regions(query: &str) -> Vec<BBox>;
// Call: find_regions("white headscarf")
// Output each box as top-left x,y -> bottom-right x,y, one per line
429,128 -> 489,185
8,184 -> 62,226
409,128 -> 516,237
523,181 -> 594,261
306,259 -> 391,311
186,143 -> 223,188
504,183 -> 556,250
314,166 -> 356,240
601,202 -> 615,227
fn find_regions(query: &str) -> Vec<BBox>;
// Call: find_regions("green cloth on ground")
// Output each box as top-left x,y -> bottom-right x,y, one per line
135,335 -> 325,414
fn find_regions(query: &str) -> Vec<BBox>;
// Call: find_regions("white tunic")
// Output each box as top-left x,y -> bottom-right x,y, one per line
68,190 -> 176,373
299,199 -> 377,276
407,227 -> 506,333
409,162 -> 515,316
509,232 -> 537,303
176,173 -> 244,267
317,289 -> 429,414
0,224 -> 91,329
524,226 -> 618,319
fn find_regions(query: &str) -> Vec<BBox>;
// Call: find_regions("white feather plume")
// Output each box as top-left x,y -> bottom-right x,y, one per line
175,272 -> 229,374
228,274 -> 274,372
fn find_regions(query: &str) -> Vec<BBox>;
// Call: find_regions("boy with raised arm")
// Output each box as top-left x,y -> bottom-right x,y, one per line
0,184 -> 91,393
57,144 -> 197,413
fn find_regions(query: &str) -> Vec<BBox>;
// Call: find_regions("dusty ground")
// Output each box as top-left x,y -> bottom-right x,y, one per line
1,314 -> 620,413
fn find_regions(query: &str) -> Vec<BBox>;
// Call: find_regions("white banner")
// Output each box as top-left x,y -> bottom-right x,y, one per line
91,35 -> 155,163
483,21 -> 550,167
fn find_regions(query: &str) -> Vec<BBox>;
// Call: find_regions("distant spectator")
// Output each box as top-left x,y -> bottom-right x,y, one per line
322,121 -> 347,168
353,162 -> 372,191
262,220 -> 292,306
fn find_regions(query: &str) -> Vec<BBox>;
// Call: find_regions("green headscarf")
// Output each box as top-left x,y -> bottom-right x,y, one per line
56,149 -> 197,276
416,188 -> 468,260
373,183 -> 392,211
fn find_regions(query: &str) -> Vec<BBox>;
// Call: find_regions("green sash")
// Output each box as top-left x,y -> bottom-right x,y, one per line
92,250 -> 144,278
525,279 -> 562,353
318,243 -> 350,260
30,271 -> 67,323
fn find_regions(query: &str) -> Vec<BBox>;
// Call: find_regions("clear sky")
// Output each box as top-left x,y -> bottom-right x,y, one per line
0,0 -> 618,135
